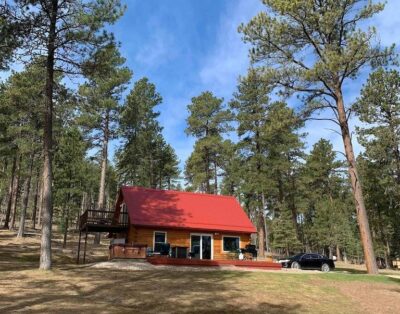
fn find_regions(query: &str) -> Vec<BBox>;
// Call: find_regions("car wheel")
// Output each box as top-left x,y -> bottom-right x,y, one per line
321,263 -> 330,272
291,261 -> 301,270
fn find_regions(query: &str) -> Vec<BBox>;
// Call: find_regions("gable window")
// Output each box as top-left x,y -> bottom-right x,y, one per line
223,236 -> 240,252
154,231 -> 167,252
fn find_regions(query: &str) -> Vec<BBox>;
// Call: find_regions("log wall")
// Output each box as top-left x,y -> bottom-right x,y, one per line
126,226 -> 252,260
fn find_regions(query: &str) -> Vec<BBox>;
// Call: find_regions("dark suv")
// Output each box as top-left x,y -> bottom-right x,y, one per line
278,253 -> 335,272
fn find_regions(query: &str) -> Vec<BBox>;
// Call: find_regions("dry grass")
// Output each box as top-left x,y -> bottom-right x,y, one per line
1,229 -> 399,313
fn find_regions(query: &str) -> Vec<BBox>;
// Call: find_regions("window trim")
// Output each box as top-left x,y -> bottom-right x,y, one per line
222,235 -> 241,253
153,231 -> 167,252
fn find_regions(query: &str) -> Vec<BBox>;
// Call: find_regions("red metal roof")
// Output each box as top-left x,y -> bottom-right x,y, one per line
118,186 -> 257,233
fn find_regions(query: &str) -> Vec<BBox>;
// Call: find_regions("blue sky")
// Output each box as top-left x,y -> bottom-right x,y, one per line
107,0 -> 400,170
107,0 -> 266,169
2,0 -> 400,171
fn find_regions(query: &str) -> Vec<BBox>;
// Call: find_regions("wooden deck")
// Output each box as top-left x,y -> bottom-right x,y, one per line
77,209 -> 129,264
79,209 -> 129,232
147,256 -> 282,270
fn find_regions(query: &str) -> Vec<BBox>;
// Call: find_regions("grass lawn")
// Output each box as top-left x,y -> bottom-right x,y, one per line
1,229 -> 399,313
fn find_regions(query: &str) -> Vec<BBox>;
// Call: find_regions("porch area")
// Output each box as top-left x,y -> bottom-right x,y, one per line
77,209 -> 129,264
146,256 -> 282,270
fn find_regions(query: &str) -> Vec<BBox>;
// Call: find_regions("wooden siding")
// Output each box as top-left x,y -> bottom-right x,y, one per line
127,226 -> 251,260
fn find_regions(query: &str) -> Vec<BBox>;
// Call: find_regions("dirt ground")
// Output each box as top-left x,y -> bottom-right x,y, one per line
1,229 -> 399,313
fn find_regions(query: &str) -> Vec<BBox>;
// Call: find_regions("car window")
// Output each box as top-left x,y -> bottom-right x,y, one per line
291,254 -> 304,260
310,254 -> 320,259
303,254 -> 312,259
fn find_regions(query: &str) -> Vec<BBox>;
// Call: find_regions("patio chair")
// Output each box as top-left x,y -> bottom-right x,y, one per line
247,244 -> 258,259
158,243 -> 171,256
146,247 -> 156,257
188,251 -> 196,259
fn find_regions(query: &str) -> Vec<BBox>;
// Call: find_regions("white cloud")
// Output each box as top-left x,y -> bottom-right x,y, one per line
199,0 -> 264,98
374,0 -> 400,48
198,0 -> 370,162
135,23 -> 177,68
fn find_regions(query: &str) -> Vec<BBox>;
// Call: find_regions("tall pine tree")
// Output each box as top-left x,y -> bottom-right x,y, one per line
185,91 -> 233,194
239,0 -> 394,273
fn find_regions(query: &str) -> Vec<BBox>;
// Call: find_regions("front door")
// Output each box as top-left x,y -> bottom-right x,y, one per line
190,234 -> 213,260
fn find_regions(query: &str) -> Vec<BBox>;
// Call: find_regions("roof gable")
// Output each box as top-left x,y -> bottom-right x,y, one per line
118,186 -> 257,233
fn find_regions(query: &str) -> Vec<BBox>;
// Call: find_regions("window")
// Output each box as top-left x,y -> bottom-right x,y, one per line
223,236 -> 240,252
154,231 -> 167,252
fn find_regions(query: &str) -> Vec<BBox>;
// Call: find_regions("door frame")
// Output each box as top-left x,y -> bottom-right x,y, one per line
190,233 -> 214,260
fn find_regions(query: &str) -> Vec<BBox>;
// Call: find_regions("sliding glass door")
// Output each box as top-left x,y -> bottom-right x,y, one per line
190,234 -> 212,260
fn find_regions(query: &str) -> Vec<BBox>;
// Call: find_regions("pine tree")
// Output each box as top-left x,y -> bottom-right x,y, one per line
117,78 -> 180,188
53,127 -> 87,248
6,0 -> 125,270
79,42 -> 131,244
239,0 -> 393,274
228,69 -> 273,255
185,91 -> 233,193
0,62 -> 44,231
355,68 -> 400,266
0,4 -> 27,70
300,139 -> 357,259
226,69 -> 305,256
271,203 -> 302,256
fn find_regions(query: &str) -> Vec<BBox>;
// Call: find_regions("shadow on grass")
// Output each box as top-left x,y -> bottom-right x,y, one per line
1,229 -> 305,313
387,276 -> 400,285
0,267 -> 303,313
0,229 -> 108,272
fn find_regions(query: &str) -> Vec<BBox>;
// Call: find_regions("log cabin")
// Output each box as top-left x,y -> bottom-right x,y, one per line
111,186 -> 257,260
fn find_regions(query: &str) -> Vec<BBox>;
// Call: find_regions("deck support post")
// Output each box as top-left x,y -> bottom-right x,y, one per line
76,209 -> 128,264
76,229 -> 82,264
83,227 -> 88,264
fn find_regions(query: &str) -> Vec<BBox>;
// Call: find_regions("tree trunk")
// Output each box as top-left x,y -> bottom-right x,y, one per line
159,165 -> 162,189
289,172 -> 299,239
10,155 -> 22,230
213,161 -> 218,194
32,167 -> 41,229
0,159 -> 9,220
336,244 -> 342,261
3,155 -> 17,229
17,156 -> 34,238
257,209 -> 265,258
62,206 -> 69,249
384,239 -> 391,269
81,192 -> 86,215
76,192 -> 86,230
149,154 -> 154,188
40,0 -> 58,271
37,178 -> 44,228
336,90 -> 378,274
204,147 -> 211,193
343,250 -> 348,263
377,204 -> 390,268
62,190 -> 71,248
97,112 -> 109,210
94,110 -> 109,245
261,193 -> 269,252
328,246 -> 333,259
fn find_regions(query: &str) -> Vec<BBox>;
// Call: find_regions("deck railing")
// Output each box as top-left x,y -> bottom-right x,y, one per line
79,209 -> 128,229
